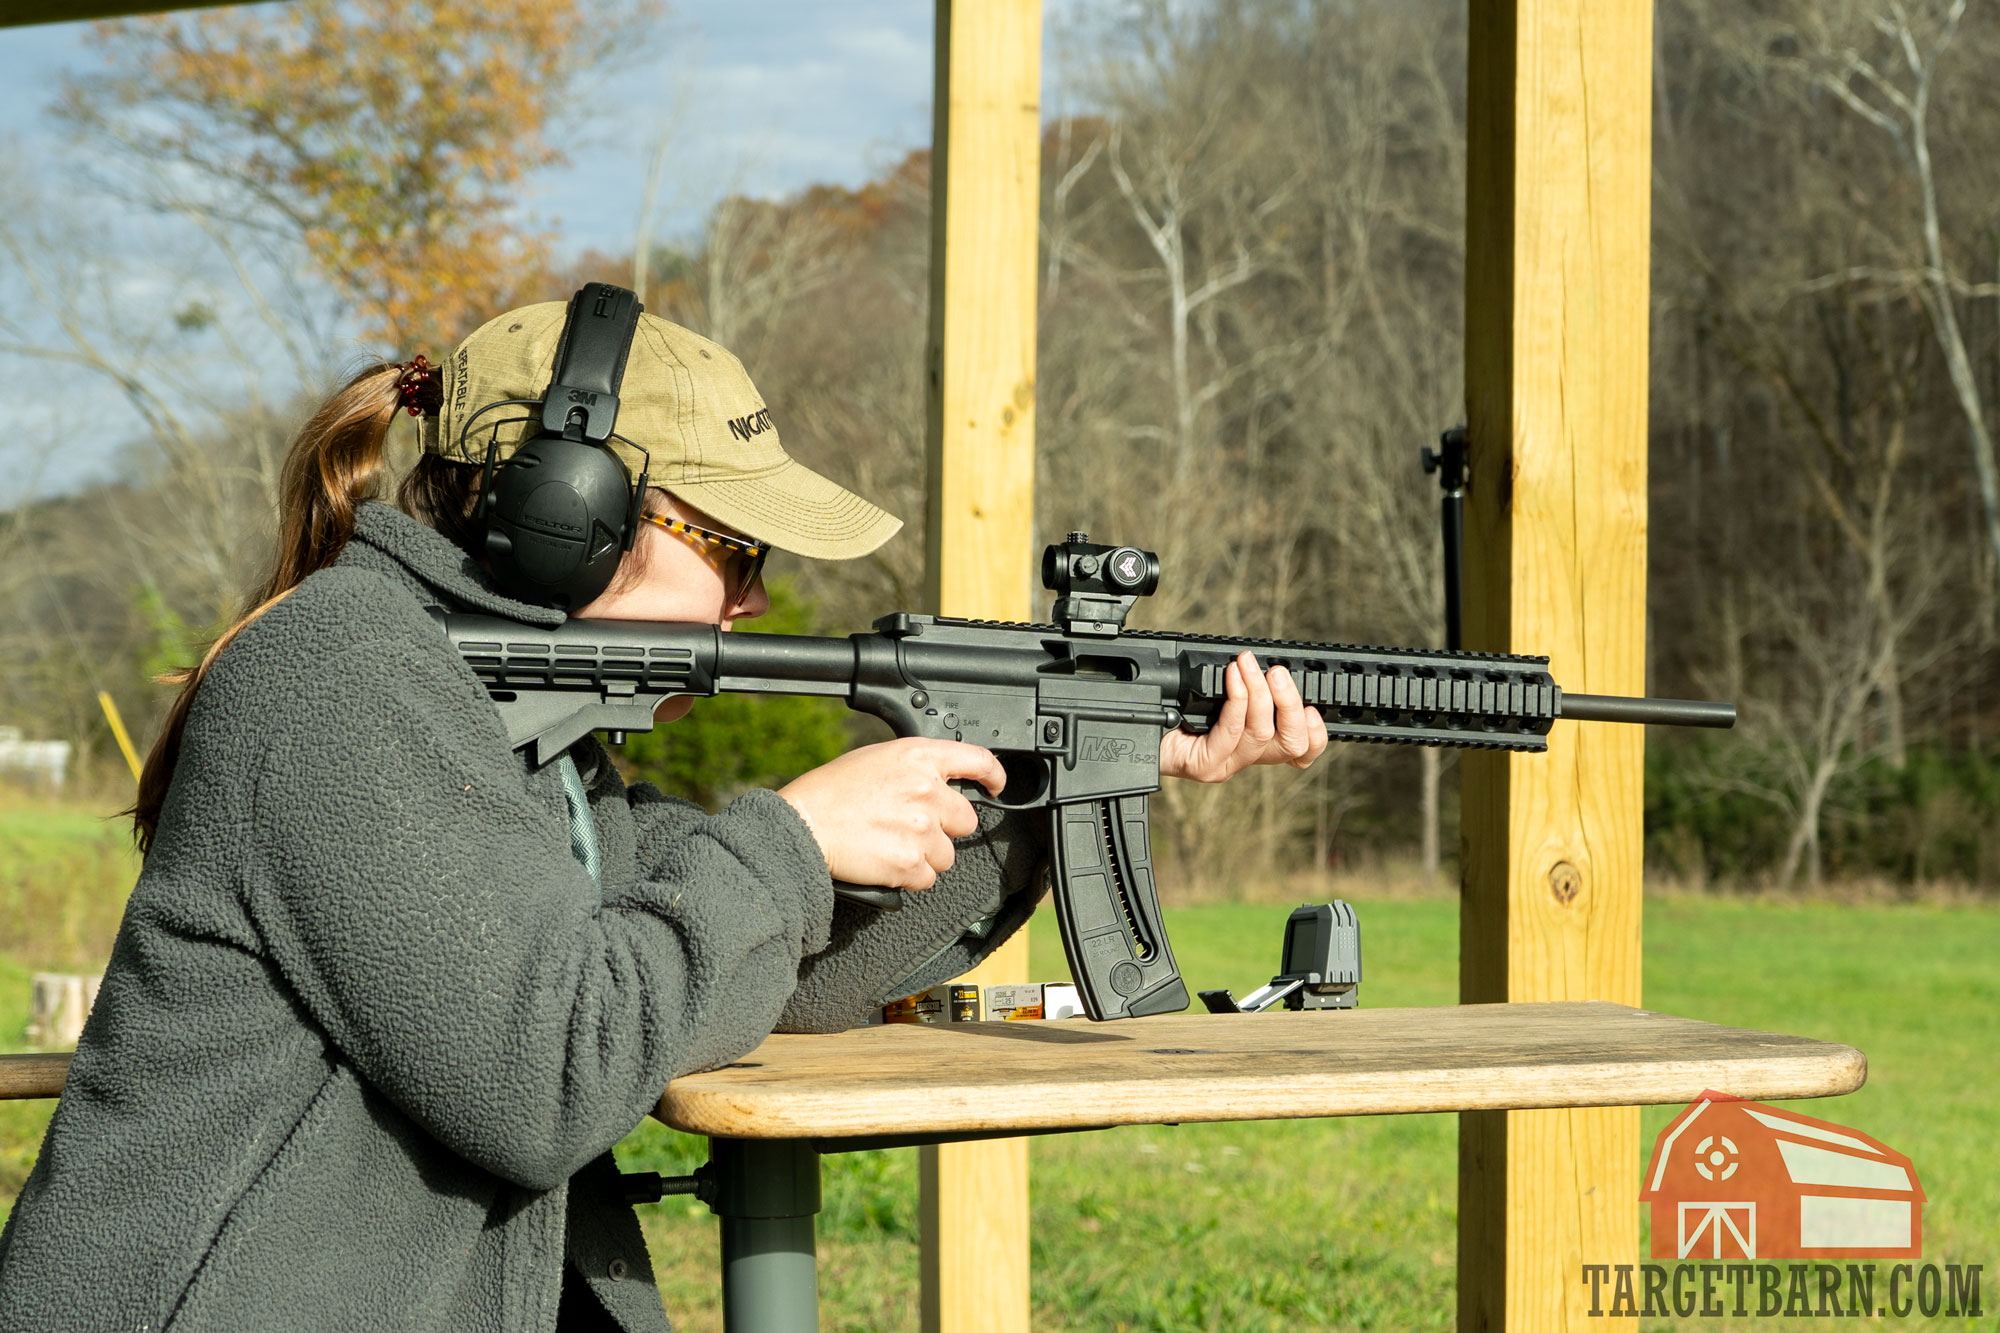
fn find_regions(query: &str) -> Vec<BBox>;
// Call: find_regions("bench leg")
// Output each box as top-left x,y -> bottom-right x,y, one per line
708,1137 -> 820,1332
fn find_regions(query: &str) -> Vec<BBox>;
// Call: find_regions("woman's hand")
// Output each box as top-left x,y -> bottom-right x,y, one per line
1159,650 -> 1329,782
778,738 -> 1007,890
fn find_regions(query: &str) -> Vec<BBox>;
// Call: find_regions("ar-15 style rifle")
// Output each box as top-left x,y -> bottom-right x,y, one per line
440,533 -> 1734,1022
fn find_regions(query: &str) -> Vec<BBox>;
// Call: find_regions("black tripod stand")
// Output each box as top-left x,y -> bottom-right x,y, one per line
1418,425 -> 1469,650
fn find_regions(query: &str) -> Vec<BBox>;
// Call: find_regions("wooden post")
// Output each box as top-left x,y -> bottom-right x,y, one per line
1458,2 -> 1653,1330
27,974 -> 102,1049
920,2 -> 1041,1332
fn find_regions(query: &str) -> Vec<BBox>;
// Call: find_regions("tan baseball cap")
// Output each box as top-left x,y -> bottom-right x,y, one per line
421,301 -> 902,559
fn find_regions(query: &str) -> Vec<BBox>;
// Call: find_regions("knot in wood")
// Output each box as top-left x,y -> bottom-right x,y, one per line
1548,860 -> 1582,906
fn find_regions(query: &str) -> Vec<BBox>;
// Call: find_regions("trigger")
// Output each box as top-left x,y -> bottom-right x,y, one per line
949,777 -> 998,807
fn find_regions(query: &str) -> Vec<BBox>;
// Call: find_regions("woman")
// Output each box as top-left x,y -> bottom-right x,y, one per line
0,301 -> 1325,1332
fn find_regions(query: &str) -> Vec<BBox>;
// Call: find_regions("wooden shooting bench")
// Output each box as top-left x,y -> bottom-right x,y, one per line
644,1000 -> 1860,1329
0,1002 -> 1863,1329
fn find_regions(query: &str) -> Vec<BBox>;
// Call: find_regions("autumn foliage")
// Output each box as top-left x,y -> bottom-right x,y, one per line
61,0 -> 660,355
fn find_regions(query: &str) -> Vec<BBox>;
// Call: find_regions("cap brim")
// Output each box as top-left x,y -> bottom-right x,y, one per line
667,459 -> 902,560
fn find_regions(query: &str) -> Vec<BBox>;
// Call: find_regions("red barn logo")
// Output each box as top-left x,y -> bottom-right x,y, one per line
1642,1091 -> 1924,1261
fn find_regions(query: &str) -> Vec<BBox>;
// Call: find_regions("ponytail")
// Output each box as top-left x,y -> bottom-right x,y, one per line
131,362 -> 413,852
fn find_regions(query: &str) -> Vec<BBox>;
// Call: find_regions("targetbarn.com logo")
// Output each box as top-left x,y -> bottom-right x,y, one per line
1581,1091 -> 1984,1320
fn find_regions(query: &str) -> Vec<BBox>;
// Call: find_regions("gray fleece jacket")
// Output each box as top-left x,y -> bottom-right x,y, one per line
0,502 -> 1046,1333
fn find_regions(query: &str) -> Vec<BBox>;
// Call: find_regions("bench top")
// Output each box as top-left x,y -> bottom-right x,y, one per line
655,1001 -> 1865,1139
0,1002 -> 1866,1139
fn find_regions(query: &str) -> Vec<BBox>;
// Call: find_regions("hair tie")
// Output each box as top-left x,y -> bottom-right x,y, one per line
394,355 -> 439,418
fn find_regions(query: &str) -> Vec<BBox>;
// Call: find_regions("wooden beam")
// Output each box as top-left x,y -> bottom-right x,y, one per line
919,2 -> 1041,1332
1457,1 -> 1654,1330
2,1 -> 267,29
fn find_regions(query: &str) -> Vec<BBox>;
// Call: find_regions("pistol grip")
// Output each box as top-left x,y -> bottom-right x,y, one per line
1046,797 -> 1189,1021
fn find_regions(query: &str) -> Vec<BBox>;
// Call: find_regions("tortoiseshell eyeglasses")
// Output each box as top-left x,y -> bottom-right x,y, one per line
638,513 -> 771,608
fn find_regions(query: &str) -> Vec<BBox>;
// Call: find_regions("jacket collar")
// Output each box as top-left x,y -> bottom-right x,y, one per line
341,501 -> 568,628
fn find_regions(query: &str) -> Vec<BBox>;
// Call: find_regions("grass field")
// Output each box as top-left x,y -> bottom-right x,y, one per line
0,800 -> 138,1208
1,800 -> 1995,1329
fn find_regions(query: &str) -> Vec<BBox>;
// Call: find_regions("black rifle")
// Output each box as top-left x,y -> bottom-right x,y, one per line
440,533 -> 1734,1022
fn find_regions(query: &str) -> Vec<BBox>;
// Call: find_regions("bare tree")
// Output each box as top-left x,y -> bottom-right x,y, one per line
1719,486 -> 1952,886
1028,0 -> 1467,887
1774,0 -> 2000,621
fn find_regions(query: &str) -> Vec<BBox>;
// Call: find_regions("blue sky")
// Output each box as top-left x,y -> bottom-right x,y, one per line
1,1 -> 1106,255
0,2 -> 1102,501
2,2 -> 937,255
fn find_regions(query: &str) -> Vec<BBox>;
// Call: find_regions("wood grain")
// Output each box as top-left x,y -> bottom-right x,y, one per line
921,3 -> 1043,1329
0,1052 -> 71,1100
922,1118 -> 1030,1333
658,1003 -> 1862,1139
1460,1 -> 1656,1328
919,938 -> 1030,1333
923,0 -> 1042,627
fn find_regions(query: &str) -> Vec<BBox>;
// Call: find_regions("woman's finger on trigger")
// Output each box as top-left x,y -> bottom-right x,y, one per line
932,740 -> 1008,797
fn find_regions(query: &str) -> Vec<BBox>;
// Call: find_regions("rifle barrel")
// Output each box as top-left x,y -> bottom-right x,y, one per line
1560,693 -> 1736,729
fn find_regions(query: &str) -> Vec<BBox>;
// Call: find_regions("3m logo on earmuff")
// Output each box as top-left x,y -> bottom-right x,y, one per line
567,390 -> 599,407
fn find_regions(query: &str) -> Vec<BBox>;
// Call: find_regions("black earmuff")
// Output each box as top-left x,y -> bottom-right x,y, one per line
476,284 -> 650,611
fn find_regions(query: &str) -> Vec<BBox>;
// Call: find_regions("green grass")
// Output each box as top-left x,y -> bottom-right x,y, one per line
0,800 -> 134,1203
0,800 -> 137,972
0,953 -> 56,1205
1637,898 -> 2000,1298
3,803 -> 1994,1329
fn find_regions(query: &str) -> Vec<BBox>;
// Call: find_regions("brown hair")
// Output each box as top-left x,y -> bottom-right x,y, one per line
131,362 -> 432,852
398,450 -> 485,553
